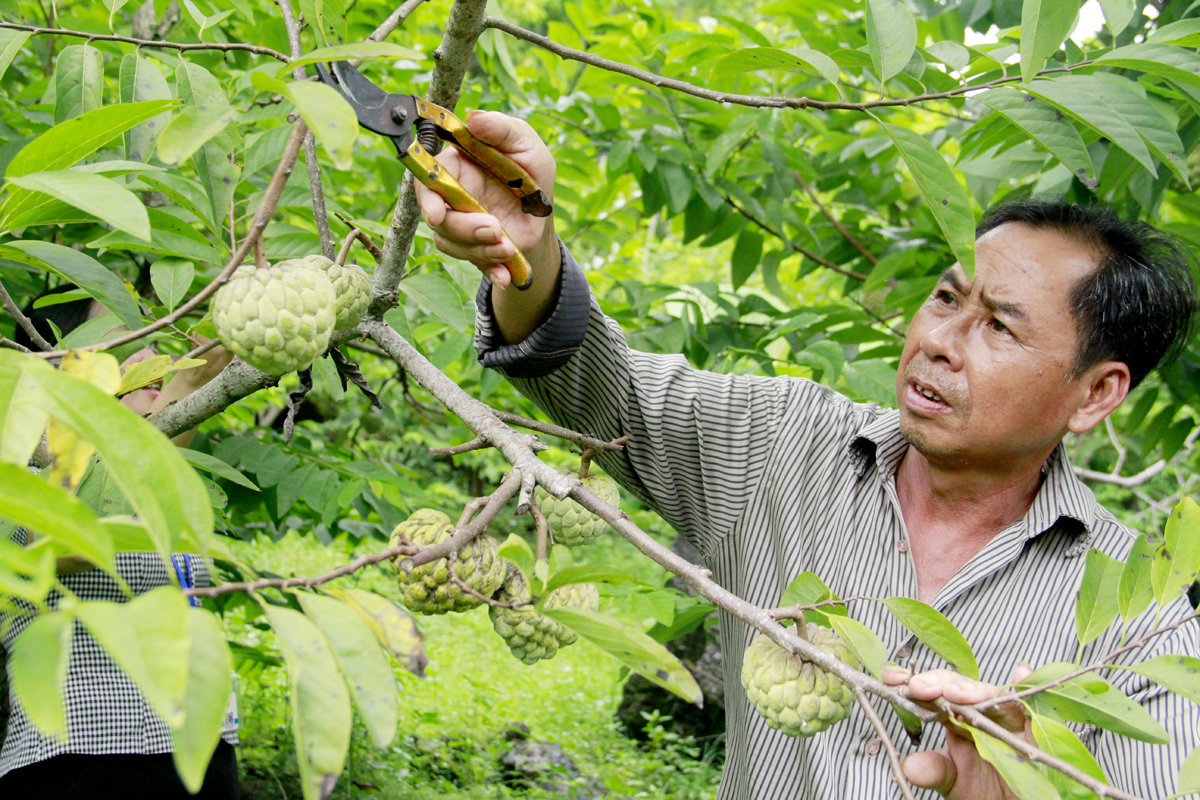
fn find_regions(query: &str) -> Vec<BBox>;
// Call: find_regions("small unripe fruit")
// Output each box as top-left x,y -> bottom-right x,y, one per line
297,254 -> 372,329
390,509 -> 506,614
490,565 -> 599,664
534,470 -> 621,546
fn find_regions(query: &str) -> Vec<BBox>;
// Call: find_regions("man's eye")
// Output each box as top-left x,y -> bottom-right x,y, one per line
934,289 -> 955,304
990,318 -> 1011,335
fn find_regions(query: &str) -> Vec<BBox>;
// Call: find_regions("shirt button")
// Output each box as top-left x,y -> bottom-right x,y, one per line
865,739 -> 881,756
896,539 -> 910,553
896,644 -> 912,659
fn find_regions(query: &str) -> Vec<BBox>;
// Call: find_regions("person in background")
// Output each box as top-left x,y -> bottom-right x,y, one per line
0,285 -> 240,800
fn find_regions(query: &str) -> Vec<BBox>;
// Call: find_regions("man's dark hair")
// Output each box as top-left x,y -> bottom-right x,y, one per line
12,285 -> 93,351
976,199 -> 1198,389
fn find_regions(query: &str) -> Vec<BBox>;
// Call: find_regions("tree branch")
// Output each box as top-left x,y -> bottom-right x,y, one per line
372,0 -> 490,308
855,688 -> 917,800
484,17 -> 1085,111
36,121 -> 311,359
0,337 -> 32,353
184,542 -> 417,598
1074,460 -> 1167,488
492,410 -> 628,453
794,173 -> 878,266
0,21 -> 289,61
277,0 -> 335,259
722,193 -> 869,281
366,0 -> 429,44
0,277 -> 54,351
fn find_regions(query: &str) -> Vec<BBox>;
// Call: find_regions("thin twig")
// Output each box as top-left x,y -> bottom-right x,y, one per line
531,501 -> 549,560
446,560 -> 519,607
334,227 -> 381,266
365,0 -> 428,44
492,410 -> 627,453
0,278 -> 55,352
0,21 -> 289,61
429,437 -> 489,456
484,17 -> 1086,111
1074,460 -> 1167,488
578,436 -> 627,478
277,0 -> 335,260
1106,417 -> 1128,475
343,338 -> 389,358
795,173 -> 878,265
0,337 -> 32,353
405,470 -> 523,568
855,688 -> 917,800
183,338 -> 220,360
333,214 -> 384,259
456,496 -> 489,529
184,542 -> 417,598
722,193 -> 869,281
35,122 -> 309,358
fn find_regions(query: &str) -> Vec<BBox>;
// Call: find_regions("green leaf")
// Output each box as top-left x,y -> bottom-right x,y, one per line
88,208 -> 226,266
1158,497 -> 1200,604
176,62 -> 240,224
150,259 -> 194,312
118,356 -> 207,396
103,0 -> 132,29
0,29 -> 31,81
1074,548 -> 1122,647
497,533 -> 535,582
879,122 -> 975,277
0,460 -> 115,570
1019,667 -> 1169,744
301,0 -> 347,47
1148,19 -> 1200,47
8,171 -> 151,242
277,42 -> 424,75
731,228 -> 763,289
156,105 -> 241,166
118,53 -> 173,163
1126,655 -> 1200,707
710,47 -> 839,86
182,0 -> 235,41
396,274 -> 470,332
704,113 -> 758,179
843,359 -> 897,407
54,45 -> 104,125
297,593 -> 398,750
1030,712 -> 1107,800
2,240 -> 143,330
3,100 -> 178,179
1085,73 -> 1187,186
279,79 -> 357,170
1097,0 -> 1135,36
827,615 -> 889,678
178,449 -> 260,491
778,571 -> 846,627
1093,43 -> 1200,92
1020,0 -> 1077,83
0,352 -> 50,465
1180,744 -> 1200,793
172,608 -> 234,794
262,604 -> 352,800
977,87 -> 1097,189
881,597 -> 979,680
9,612 -> 73,740
324,587 -> 428,677
27,356 -> 214,559
77,587 -> 191,727
1023,79 -> 1155,174
866,0 -> 917,83
543,564 -> 635,594
542,607 -> 704,705
967,724 -> 1063,799
135,171 -> 218,235
1118,533 -> 1155,623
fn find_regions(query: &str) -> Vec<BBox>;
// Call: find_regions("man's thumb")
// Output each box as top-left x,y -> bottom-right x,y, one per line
465,109 -> 530,153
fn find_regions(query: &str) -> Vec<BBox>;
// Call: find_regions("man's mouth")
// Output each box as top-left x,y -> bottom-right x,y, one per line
905,378 -> 952,414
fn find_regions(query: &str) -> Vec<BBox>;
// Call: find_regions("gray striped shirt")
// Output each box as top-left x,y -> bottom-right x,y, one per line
477,243 -> 1200,800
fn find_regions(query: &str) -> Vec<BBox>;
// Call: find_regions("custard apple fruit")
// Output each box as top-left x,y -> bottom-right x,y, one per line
297,254 -> 372,329
489,566 -> 599,665
740,625 -> 859,737
390,508 -> 506,614
533,470 -> 621,546
211,260 -> 336,376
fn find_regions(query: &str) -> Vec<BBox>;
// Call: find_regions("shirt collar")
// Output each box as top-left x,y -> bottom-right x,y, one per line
847,410 -> 1097,547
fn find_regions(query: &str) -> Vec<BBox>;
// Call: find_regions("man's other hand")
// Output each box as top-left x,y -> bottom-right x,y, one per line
413,110 -> 558,289
882,664 -> 1035,800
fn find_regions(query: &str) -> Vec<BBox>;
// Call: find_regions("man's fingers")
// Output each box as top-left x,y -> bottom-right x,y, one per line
432,231 -> 514,269
882,665 -> 912,685
413,178 -> 447,227
1011,662 -> 1033,684
466,110 -> 539,155
902,750 -> 957,795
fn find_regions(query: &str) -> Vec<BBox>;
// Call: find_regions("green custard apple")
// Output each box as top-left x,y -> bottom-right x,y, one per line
297,254 -> 372,329
489,565 -> 600,664
533,469 -> 621,546
390,508 -> 506,614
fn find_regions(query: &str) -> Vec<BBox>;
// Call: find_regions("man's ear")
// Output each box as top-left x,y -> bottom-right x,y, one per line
1067,361 -> 1131,435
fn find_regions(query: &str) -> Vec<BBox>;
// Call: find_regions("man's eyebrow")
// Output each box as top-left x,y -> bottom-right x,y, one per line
936,268 -> 1029,321
937,268 -> 965,292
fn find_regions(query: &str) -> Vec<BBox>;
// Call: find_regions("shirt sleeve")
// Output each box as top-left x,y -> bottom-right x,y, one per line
474,240 -> 843,557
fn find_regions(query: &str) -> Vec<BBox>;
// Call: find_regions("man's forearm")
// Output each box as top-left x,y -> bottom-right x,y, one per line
490,232 -> 564,345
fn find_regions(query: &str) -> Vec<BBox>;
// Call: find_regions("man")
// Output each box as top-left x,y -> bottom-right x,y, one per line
416,111 -> 1200,800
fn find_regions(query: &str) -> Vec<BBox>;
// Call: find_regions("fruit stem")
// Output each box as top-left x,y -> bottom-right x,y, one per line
253,236 -> 268,269
578,448 -> 597,479
530,500 -> 550,560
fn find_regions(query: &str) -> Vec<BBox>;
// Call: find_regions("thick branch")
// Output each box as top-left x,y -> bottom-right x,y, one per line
0,21 -> 289,61
277,0 -> 335,259
0,278 -> 54,351
148,358 -> 277,438
37,121 -> 310,358
362,319 -> 573,499
485,18 -> 1083,111
373,0 -> 489,303
723,193 -> 869,281
855,688 -> 917,800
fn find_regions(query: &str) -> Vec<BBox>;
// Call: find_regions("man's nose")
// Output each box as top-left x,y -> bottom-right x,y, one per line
920,315 -> 966,371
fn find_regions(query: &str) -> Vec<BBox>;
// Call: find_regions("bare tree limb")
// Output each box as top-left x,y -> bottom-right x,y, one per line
484,17 -> 1085,111
1074,460 -> 1167,488
429,436 -> 488,456
0,278 -> 54,351
0,337 -> 32,353
492,410 -> 627,453
794,173 -> 878,266
185,542 -> 417,598
722,193 -> 869,282
366,0 -> 429,44
855,688 -> 917,800
531,500 -> 549,560
0,21 -> 289,61
277,0 -> 335,260
36,121 -> 311,359
405,470 -> 522,568
372,0 -> 490,306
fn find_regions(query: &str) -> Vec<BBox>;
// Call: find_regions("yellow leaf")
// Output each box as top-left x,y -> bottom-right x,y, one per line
60,350 -> 121,395
323,587 -> 428,676
118,355 -> 206,395
48,418 -> 94,491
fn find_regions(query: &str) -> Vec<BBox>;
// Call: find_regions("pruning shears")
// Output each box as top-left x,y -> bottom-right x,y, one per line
315,60 -> 552,290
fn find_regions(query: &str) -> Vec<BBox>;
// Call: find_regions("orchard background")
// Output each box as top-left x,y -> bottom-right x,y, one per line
2,0 -> 1200,798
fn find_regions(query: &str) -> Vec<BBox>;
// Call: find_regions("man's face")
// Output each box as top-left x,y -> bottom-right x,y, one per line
896,222 -> 1102,469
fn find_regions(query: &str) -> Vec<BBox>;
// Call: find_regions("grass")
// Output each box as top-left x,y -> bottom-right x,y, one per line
222,523 -> 721,800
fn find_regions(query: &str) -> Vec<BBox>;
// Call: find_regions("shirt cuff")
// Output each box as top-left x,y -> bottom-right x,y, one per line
474,239 -> 592,378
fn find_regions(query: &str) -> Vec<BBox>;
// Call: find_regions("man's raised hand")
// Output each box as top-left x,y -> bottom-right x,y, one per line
413,110 -> 558,288
882,664 -> 1035,800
